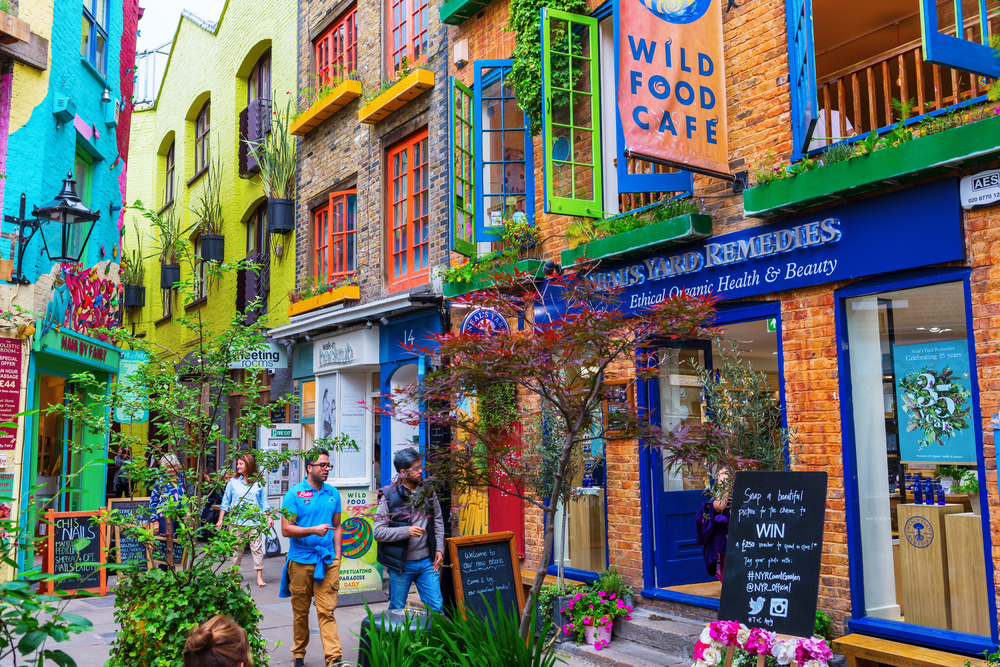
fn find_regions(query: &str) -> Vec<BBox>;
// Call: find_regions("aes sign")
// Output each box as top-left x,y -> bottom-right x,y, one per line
960,169 -> 1000,209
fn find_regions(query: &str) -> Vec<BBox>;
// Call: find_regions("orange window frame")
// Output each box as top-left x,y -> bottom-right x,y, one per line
316,7 -> 358,89
314,205 -> 330,281
387,130 -> 429,292
387,0 -> 428,75
329,190 -> 357,279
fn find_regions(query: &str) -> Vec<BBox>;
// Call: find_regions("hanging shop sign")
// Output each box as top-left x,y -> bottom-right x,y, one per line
893,340 -> 977,464
114,350 -> 149,424
230,341 -> 288,370
459,308 -> 510,336
538,179 -> 963,321
960,168 -> 1000,209
616,0 -> 730,178
313,329 -> 378,374
33,327 -> 120,371
339,489 -> 382,594
0,338 -> 23,450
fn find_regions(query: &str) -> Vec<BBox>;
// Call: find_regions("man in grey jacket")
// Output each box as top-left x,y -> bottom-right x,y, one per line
373,448 -> 446,614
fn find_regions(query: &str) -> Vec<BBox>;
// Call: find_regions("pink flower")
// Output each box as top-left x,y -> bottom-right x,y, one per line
560,607 -> 566,613
798,637 -> 833,663
694,640 -> 709,660
626,615 -> 632,621
582,616 -> 592,625
599,616 -> 609,625
598,591 -> 607,598
745,628 -> 775,656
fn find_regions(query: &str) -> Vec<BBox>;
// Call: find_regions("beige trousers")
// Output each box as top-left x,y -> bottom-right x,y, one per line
228,526 -> 265,570
287,559 -> 342,664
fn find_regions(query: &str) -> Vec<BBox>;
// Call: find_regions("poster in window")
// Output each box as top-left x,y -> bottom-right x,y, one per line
316,374 -> 338,440
893,340 -> 977,464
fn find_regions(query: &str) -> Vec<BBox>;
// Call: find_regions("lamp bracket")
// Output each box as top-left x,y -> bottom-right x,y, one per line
3,193 -> 40,285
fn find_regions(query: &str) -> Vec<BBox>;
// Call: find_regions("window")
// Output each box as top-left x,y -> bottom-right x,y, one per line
316,372 -> 373,486
248,51 -> 271,105
247,205 -> 267,259
388,131 -> 429,290
161,288 -> 173,320
163,143 -> 175,207
314,191 -> 358,281
314,205 -> 330,281
388,0 -> 428,74
81,0 -> 109,75
195,101 -> 210,176
450,76 -> 475,256
194,238 -> 206,299
316,7 -> 358,87
73,149 -> 93,262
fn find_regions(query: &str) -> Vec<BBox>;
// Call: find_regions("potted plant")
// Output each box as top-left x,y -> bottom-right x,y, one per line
192,156 -> 225,262
122,223 -> 146,308
560,588 -> 632,650
248,98 -> 297,234
938,465 -> 968,494
155,209 -> 182,290
957,469 -> 981,515
595,566 -> 635,614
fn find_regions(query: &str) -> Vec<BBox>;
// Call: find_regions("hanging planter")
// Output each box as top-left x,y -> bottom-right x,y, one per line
160,264 -> 181,290
200,234 -> 225,262
267,199 -> 295,234
123,285 -> 145,308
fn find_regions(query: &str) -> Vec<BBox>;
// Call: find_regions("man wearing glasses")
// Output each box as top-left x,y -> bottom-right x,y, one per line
279,448 -> 343,667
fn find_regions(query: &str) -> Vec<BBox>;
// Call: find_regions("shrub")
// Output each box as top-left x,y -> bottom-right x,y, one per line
750,150 -> 787,187
821,142 -> 853,166
814,609 -> 834,641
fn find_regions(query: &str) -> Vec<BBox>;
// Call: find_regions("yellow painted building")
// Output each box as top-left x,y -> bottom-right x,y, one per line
125,0 -> 297,354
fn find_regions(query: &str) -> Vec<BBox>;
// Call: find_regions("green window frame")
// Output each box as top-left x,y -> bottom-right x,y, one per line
450,76 -> 476,256
542,8 -> 602,218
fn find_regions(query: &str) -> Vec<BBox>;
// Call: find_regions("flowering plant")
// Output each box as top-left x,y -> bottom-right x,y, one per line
692,621 -> 834,667
288,275 -> 359,304
560,588 -> 632,648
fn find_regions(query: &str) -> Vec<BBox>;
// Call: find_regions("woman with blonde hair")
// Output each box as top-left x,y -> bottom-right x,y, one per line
184,615 -> 251,667
217,453 -> 271,587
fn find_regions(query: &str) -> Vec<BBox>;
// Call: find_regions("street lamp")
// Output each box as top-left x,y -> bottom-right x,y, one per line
3,173 -> 101,284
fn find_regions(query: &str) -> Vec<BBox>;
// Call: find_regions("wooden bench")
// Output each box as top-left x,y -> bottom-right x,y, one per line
520,573 -> 586,598
833,634 -> 986,667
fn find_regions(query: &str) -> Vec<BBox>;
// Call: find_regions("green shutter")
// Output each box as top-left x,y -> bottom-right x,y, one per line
542,8 -> 603,219
450,76 -> 477,257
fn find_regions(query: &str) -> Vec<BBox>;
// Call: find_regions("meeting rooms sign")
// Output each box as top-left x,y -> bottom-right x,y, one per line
570,179 -> 963,315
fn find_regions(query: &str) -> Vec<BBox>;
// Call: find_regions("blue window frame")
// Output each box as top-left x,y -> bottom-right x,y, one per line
835,268 -> 998,655
474,60 -> 535,243
81,0 -> 109,76
919,0 -> 1000,79
785,0 -> 818,158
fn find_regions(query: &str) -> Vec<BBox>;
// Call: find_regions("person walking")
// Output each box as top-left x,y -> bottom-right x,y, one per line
217,454 -> 271,587
183,615 -> 251,667
279,449 -> 343,667
374,447 -> 445,615
150,453 -> 187,536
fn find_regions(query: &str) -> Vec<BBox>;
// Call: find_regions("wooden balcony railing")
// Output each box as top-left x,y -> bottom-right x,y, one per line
814,14 -> 998,148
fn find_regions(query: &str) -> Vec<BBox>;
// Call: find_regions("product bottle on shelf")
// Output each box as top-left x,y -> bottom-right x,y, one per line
914,480 -> 923,504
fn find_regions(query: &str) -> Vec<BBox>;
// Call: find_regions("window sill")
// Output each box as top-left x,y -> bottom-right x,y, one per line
743,110 -> 1000,218
358,69 -> 435,125
187,168 -> 208,187
79,56 -> 111,89
290,80 -> 363,136
561,213 -> 712,268
154,314 -> 172,326
184,296 -> 208,311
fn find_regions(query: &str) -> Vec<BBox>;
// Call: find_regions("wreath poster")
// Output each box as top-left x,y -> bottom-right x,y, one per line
893,340 -> 976,463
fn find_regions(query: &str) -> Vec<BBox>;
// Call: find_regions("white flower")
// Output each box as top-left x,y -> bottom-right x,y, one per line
770,639 -> 797,666
693,661 -> 708,667
703,647 -> 723,666
804,661 -> 826,667
736,627 -> 751,646
700,627 -> 713,644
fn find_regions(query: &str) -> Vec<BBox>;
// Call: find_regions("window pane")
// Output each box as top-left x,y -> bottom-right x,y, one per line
845,281 -> 988,635
95,32 -> 106,74
94,0 -> 106,26
80,16 -> 92,58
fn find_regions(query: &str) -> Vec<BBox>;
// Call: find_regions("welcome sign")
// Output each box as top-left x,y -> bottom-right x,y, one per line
616,0 -> 729,177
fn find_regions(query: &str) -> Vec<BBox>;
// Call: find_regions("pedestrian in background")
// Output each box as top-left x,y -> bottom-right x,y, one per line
218,454 -> 271,587
183,615 -> 251,667
150,453 -> 187,536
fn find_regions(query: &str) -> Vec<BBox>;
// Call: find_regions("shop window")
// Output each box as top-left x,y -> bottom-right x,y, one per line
387,130 -> 430,291
300,379 -> 316,422
163,143 -> 175,208
316,372 -> 372,486
387,0 -> 428,74
316,7 -> 358,86
541,9 -> 602,218
843,280 -> 990,638
552,409 -> 607,574
194,101 -> 210,176
81,0 -> 109,75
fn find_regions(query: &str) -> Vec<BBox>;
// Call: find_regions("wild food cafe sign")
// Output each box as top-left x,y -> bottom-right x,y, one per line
544,179 -> 963,319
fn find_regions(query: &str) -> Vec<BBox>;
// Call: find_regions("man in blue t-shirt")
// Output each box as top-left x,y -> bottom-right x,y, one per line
279,448 -> 343,667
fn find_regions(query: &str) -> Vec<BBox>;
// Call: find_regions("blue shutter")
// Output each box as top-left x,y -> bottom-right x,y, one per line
920,0 -> 1000,78
786,0 -> 819,157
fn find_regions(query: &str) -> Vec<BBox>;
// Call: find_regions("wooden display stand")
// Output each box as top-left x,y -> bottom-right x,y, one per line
896,503 -> 963,630
944,513 -> 990,636
568,489 -> 606,572
833,634 -> 985,667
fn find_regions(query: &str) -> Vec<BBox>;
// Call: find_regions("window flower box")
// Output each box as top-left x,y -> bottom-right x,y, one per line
287,285 -> 360,317
443,259 -> 546,299
0,11 -> 30,45
358,69 -> 435,125
560,213 -> 713,268
289,80 -> 363,137
743,113 -> 1000,218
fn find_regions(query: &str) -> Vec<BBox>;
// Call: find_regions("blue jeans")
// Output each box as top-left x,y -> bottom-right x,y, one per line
388,557 -> 444,615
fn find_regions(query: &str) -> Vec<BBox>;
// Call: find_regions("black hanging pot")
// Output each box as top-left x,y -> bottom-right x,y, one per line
267,198 -> 295,234
123,285 -> 145,308
200,234 -> 225,262
160,263 -> 181,289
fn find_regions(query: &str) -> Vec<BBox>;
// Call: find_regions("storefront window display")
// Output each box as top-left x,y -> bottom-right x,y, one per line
553,411 -> 607,575
843,280 -> 991,637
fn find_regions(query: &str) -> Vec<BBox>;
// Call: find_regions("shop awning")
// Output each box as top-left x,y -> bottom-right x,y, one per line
267,291 -> 440,341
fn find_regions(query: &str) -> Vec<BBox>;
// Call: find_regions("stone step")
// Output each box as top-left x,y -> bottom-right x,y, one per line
613,607 -> 705,657
561,637 -> 693,667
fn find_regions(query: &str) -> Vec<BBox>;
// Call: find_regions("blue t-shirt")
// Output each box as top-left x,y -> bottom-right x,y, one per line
281,480 -> 342,565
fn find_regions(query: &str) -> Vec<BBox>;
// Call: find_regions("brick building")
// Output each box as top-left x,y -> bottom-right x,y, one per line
441,0 -> 1000,656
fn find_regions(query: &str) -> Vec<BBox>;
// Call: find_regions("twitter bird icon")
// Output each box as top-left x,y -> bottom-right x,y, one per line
749,596 -> 765,615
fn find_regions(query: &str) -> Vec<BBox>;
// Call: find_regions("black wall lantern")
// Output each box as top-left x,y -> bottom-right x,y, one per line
3,173 -> 100,285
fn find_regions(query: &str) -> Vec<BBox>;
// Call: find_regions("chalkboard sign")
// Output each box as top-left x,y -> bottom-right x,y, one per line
107,497 -> 153,565
718,471 -> 827,637
448,532 -> 525,621
44,510 -> 108,595
149,536 -> 188,569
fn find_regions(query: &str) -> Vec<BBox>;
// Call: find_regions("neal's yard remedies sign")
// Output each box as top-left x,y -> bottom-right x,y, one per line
718,471 -> 827,638
894,340 -> 976,464
616,0 -> 729,177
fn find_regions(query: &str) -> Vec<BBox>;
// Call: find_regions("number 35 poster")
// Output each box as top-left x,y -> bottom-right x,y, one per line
893,339 -> 976,463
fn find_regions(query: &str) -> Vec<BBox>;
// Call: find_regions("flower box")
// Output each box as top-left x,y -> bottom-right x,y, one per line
443,259 -> 545,299
359,69 -> 435,125
287,285 -> 360,317
289,80 -> 363,137
0,11 -> 30,45
743,113 -> 1000,219
560,213 -> 713,268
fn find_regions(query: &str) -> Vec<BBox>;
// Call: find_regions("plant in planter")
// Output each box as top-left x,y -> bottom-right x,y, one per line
595,566 -> 634,610
121,222 -> 146,309
139,205 -> 185,290
287,274 -> 358,304
191,155 -> 225,263
937,465 -> 969,494
957,469 -> 981,515
248,98 -> 297,235
566,196 -> 705,249
560,588 -> 632,649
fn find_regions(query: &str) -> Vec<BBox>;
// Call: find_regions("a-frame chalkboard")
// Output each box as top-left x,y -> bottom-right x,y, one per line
447,531 -> 525,621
